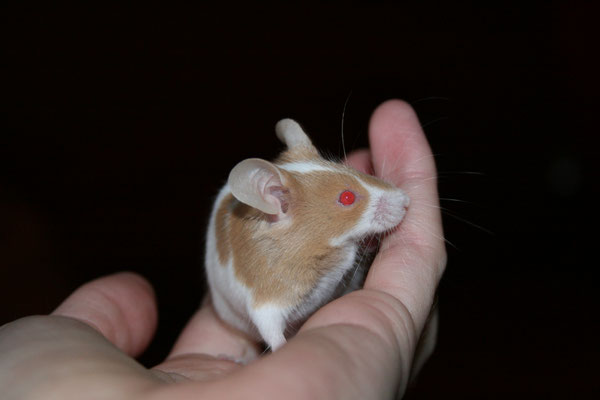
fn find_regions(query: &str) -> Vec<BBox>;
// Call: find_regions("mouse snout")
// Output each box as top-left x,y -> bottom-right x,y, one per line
372,190 -> 409,231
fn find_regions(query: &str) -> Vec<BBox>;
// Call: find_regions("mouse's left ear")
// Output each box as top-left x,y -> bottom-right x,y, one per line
228,158 -> 289,216
275,119 -> 319,157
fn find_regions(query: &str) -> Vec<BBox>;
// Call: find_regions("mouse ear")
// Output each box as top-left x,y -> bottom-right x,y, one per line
228,158 -> 288,215
275,119 -> 319,155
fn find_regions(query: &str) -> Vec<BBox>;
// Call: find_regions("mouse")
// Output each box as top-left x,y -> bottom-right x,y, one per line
204,119 -> 409,352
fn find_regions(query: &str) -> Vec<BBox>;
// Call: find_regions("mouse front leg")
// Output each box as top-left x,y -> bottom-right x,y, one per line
250,305 -> 288,351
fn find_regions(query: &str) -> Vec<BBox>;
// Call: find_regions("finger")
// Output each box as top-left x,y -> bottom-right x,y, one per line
344,148 -> 373,175
52,272 -> 157,357
365,99 -> 446,329
165,295 -> 260,363
369,99 -> 438,186
157,318 -> 408,399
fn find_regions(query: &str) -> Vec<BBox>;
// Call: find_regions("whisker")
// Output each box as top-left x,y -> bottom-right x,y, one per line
340,90 -> 353,160
440,209 -> 494,235
379,153 -> 442,180
421,116 -> 448,129
439,197 -> 481,205
410,219 -> 458,250
414,201 -> 493,235
349,243 -> 369,286
410,152 -> 443,165
438,171 -> 486,176
355,246 -> 369,270
409,96 -> 451,105
402,172 -> 485,191
402,176 -> 439,189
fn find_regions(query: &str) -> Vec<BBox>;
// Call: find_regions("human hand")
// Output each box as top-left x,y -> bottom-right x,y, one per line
0,100 -> 446,399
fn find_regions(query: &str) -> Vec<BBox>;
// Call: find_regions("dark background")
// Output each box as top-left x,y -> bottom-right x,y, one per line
2,3 -> 598,398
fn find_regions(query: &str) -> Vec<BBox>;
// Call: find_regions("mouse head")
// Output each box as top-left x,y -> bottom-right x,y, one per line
227,119 -> 409,245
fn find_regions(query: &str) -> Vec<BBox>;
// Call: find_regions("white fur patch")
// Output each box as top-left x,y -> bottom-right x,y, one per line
278,161 -> 336,174
249,304 -> 290,350
205,185 -> 258,337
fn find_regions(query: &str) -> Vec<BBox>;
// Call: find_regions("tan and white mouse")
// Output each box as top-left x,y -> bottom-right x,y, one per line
205,119 -> 409,351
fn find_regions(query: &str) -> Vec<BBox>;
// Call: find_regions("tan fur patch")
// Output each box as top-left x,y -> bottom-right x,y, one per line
215,193 -> 233,265
275,146 -> 321,164
226,159 -> 372,307
354,167 -> 398,190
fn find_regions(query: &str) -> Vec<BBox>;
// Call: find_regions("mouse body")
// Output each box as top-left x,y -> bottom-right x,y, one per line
205,119 -> 409,351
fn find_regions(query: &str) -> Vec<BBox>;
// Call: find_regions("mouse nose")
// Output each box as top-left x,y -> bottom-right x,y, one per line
373,190 -> 409,230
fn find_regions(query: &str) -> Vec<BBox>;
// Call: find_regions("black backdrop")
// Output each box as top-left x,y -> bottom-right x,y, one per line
2,4 -> 598,398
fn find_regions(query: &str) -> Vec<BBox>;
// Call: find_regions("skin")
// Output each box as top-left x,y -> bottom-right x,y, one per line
0,100 -> 446,400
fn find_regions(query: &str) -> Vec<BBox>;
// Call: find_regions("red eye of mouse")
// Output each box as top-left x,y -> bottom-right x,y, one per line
339,190 -> 355,206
